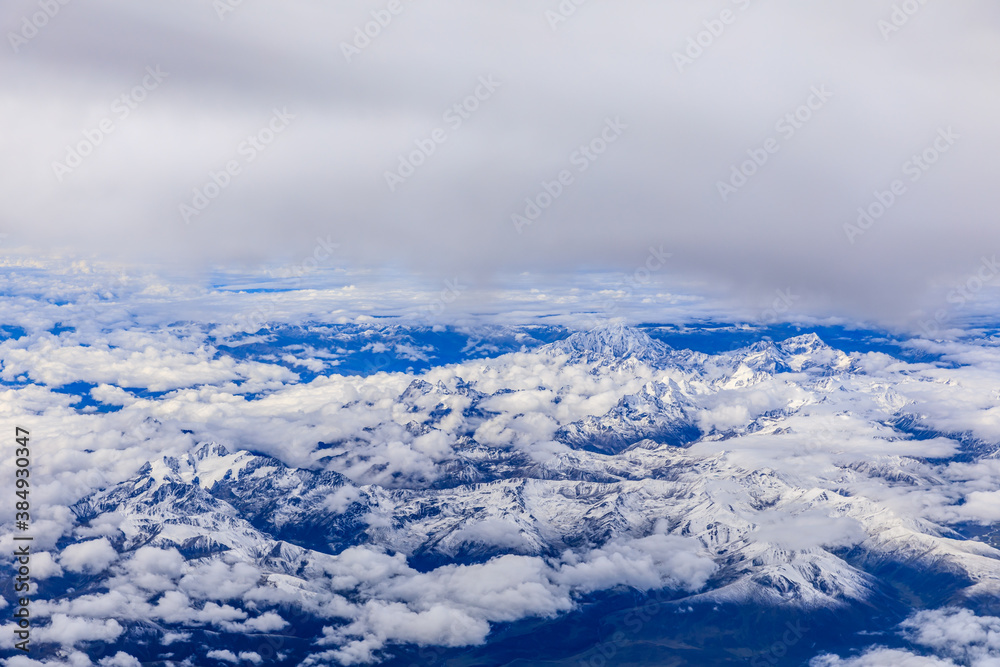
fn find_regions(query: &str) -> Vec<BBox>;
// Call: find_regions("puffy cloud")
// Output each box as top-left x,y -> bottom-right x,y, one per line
812,608 -> 1000,666
810,648 -> 955,666
4,651 -> 96,667
97,654 -> 141,667
751,511 -> 866,551
450,518 -> 531,551
951,490 -> 1000,524
178,560 -> 261,601
555,533 -> 717,593
324,601 -> 491,650
34,614 -> 124,648
35,590 -> 137,621
30,551 -> 64,580
0,330 -> 297,392
59,538 -> 118,574
382,554 -> 571,622
320,547 -> 412,591
902,608 -> 1000,665
233,611 -> 288,634
205,650 -> 239,663
322,484 -> 361,513
115,546 -> 186,593
474,412 -> 560,451
150,590 -> 247,627
409,429 -> 457,462
313,534 -> 714,661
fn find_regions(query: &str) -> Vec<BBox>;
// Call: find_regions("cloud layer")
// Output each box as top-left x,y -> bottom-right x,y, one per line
2,1 -> 1000,325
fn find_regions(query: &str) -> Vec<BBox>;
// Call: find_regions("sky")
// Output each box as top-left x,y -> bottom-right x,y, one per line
2,0 -> 999,329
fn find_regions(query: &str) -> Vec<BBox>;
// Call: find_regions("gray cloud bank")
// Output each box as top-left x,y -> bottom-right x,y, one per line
2,0 -> 999,327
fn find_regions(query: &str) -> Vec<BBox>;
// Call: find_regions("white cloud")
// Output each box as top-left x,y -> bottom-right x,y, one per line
902,608 -> 1000,665
3,651 -> 97,667
751,511 -> 866,551
555,533 -> 717,593
205,650 -> 239,663
235,611 -> 288,633
59,538 -> 118,574
0,330 -> 297,392
179,560 -> 260,601
34,614 -> 124,648
952,490 -> 1000,523
97,653 -> 141,667
812,607 -> 1000,667
810,648 -> 956,666
322,484 -> 361,513
324,601 -> 491,651
31,551 -> 64,580
150,591 -> 247,627
450,518 -> 531,551
311,534 -> 715,661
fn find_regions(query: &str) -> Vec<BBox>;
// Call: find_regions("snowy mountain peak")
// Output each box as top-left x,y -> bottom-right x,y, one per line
778,333 -> 828,355
714,334 -> 843,386
630,378 -> 687,405
555,378 -> 699,454
139,443 -> 254,490
543,322 -> 671,364
193,441 -> 231,461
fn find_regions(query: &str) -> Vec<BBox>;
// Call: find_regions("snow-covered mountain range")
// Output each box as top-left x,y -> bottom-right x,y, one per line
6,323 -> 1000,666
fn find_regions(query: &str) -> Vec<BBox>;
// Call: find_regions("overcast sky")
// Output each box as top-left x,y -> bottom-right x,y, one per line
2,0 -> 999,328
